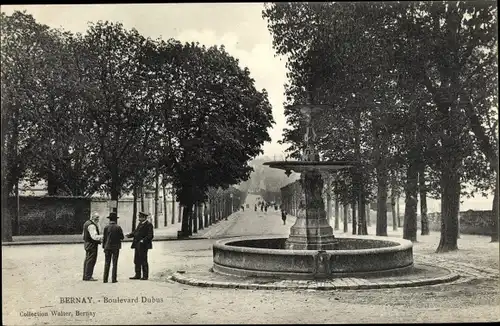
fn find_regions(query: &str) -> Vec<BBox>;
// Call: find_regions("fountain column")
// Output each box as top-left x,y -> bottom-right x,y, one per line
285,169 -> 338,250
284,104 -> 337,250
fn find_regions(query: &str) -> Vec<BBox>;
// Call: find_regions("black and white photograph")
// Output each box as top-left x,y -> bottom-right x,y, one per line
1,2 -> 499,325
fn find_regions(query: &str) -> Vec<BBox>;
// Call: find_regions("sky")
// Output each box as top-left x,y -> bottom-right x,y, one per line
1,4 -> 494,211
1,3 -> 290,159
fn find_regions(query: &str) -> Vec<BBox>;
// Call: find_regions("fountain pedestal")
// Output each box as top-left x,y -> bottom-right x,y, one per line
285,169 -> 337,250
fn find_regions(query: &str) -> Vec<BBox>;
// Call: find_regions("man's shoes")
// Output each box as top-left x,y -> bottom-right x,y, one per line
112,280 -> 118,283
129,276 -> 141,280
103,280 -> 108,283
140,277 -> 148,280
83,277 -> 98,281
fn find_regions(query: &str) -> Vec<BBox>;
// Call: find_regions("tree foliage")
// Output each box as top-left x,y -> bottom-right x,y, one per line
263,1 -> 498,245
1,10 -> 274,240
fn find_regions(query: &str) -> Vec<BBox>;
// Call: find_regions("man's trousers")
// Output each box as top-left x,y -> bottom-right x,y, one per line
83,244 -> 98,280
103,249 -> 120,282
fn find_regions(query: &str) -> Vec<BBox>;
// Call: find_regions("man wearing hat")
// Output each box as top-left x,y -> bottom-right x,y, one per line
82,212 -> 103,281
102,212 -> 124,283
126,211 -> 154,280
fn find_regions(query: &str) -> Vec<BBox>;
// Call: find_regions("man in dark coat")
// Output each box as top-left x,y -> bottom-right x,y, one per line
102,212 -> 124,283
280,205 -> 287,225
126,211 -> 154,280
82,212 -> 102,281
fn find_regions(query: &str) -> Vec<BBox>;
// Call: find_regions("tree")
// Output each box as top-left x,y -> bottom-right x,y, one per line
263,2 -> 498,249
153,42 -> 273,236
78,21 -> 156,211
390,1 -> 498,250
1,11 -> 53,240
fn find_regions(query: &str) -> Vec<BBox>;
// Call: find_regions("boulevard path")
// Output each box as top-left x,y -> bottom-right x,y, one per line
2,193 -> 499,325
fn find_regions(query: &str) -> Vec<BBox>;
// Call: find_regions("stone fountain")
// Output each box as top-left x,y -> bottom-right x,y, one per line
210,103 -> 415,280
265,104 -> 354,251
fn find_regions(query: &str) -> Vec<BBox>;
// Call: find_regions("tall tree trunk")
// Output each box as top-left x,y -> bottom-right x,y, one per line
419,164 -> 429,235
140,186 -> 145,212
180,203 -> 192,237
376,156 -> 389,236
376,171 -> 388,236
334,193 -> 340,230
192,204 -> 197,234
343,203 -> 348,233
397,194 -> 401,227
47,171 -> 58,196
171,186 -> 176,224
171,200 -> 175,225
390,172 -> 398,231
1,104 -> 13,241
366,203 -> 371,227
170,191 -> 180,224
351,201 -> 357,235
1,181 -> 12,241
219,199 -> 223,221
491,172 -> 500,242
110,174 -> 120,215
132,185 -> 138,231
403,160 -> 419,242
204,202 -> 210,227
353,111 -> 365,235
358,192 -> 368,235
162,182 -> 168,227
436,99 -> 462,252
491,172 -> 499,242
210,199 -> 215,223
14,181 -> 20,236
154,168 -> 159,229
178,204 -> 182,224
436,162 -> 461,252
198,203 -> 204,230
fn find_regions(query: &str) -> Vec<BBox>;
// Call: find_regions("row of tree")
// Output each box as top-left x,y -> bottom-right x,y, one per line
263,1 -> 498,250
1,11 -> 274,240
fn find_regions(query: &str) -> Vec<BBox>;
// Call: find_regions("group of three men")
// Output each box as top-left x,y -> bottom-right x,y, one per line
82,210 -> 154,283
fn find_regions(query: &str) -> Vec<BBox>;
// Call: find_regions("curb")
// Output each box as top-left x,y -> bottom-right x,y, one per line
1,236 -> 209,246
169,270 -> 461,291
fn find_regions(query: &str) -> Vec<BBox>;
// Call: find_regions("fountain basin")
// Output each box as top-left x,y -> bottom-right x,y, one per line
213,235 -> 413,279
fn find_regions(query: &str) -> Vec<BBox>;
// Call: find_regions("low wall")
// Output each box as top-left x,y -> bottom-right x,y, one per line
427,210 -> 493,236
9,196 -> 181,236
336,209 -> 493,236
9,196 -> 91,235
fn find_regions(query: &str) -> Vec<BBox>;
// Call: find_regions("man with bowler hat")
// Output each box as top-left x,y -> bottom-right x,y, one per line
126,211 -> 154,280
102,212 -> 124,283
82,212 -> 102,281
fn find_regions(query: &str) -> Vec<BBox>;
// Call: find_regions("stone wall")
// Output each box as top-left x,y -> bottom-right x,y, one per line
426,210 -> 493,235
9,196 -> 91,236
9,195 -> 180,236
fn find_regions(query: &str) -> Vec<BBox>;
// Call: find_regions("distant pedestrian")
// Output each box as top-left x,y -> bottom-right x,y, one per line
126,211 -> 154,280
254,204 -> 257,212
82,212 -> 102,281
281,206 -> 287,225
241,205 -> 244,211
102,212 -> 124,283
